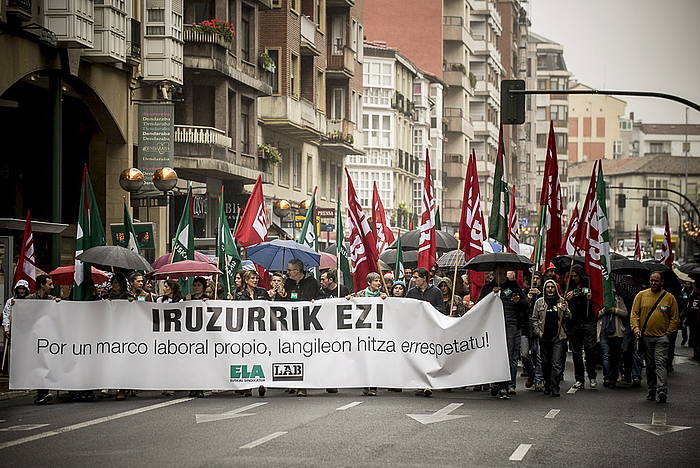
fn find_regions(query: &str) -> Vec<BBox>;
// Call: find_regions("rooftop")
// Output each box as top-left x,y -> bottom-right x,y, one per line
568,154 -> 700,179
636,123 -> 700,136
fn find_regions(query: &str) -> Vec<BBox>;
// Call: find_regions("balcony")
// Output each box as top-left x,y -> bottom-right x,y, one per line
474,79 -> 499,100
258,95 -> 326,138
321,119 -> 363,156
7,0 -> 32,21
444,153 -> 467,179
300,15 -> 320,56
444,107 -> 474,138
473,119 -> 499,139
174,125 -> 266,183
127,18 -> 141,63
182,24 -> 272,96
44,0 -> 94,48
443,64 -> 468,90
442,198 -> 463,225
83,0 -> 127,62
326,0 -> 354,6
326,46 -> 355,79
442,16 -> 476,52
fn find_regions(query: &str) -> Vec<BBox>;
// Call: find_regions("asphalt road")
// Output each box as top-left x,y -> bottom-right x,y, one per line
0,349 -> 698,467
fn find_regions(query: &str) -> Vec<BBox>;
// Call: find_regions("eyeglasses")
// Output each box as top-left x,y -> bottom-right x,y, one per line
412,275 -> 421,279
287,269 -> 299,273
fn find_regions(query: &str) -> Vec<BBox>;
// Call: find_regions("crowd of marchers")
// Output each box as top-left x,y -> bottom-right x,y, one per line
3,258 -> 698,404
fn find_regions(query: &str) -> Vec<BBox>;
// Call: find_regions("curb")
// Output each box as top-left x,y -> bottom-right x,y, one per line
0,390 -> 32,401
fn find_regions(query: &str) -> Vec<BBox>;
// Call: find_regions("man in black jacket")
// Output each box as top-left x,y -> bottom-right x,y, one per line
478,269 -> 529,399
319,269 -> 349,299
280,259 -> 321,301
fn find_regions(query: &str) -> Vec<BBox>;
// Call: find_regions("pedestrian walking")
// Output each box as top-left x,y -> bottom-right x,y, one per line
598,286 -> 628,388
685,276 -> 700,361
532,279 -> 570,397
630,271 -> 680,403
565,265 -> 598,390
525,272 -> 544,391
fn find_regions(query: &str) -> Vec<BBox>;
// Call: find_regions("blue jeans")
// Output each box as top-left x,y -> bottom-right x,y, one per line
599,332 -> 623,383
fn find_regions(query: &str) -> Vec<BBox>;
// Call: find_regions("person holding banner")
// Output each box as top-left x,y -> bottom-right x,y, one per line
436,277 -> 466,317
478,270 -> 528,399
390,281 -> 406,298
156,280 -> 183,304
267,272 -> 287,300
129,273 -> 154,302
235,270 -> 270,302
532,279 -> 571,397
2,280 -> 30,375
319,269 -> 349,299
28,275 -> 61,405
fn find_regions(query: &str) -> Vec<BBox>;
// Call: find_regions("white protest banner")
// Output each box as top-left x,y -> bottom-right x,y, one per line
10,295 -> 509,390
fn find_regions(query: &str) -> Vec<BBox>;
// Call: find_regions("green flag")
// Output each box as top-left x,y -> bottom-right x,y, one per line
172,185 -> 195,295
217,187 -> 242,298
335,189 -> 353,292
488,128 -> 509,245
394,233 -> 404,282
596,164 -> 615,309
73,166 -> 106,300
123,200 -> 139,254
435,207 -> 442,231
298,187 -> 319,279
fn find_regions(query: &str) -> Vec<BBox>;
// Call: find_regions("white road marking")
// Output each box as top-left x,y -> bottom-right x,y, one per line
566,386 -> 577,394
545,409 -> 561,419
0,424 -> 50,432
626,411 -> 692,436
407,403 -> 469,425
0,397 -> 193,451
195,402 -> 268,424
652,412 -> 667,425
240,431 -> 287,449
336,401 -> 363,411
509,443 -> 532,461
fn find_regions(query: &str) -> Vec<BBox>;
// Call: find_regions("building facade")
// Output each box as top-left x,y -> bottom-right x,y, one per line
628,121 -> 700,159
567,82 -> 627,162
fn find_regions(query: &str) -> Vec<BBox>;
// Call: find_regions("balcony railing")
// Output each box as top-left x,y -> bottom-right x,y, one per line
443,16 -> 463,26
128,18 -> 141,59
174,125 -> 232,148
7,0 -> 33,20
183,24 -> 231,48
327,46 -> 354,76
301,15 -> 316,45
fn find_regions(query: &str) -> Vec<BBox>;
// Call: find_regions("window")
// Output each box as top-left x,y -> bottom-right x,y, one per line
331,15 -> 345,55
613,140 -> 622,156
320,161 -> 329,199
227,89 -> 236,142
279,147 -> 291,186
555,133 -> 567,152
536,106 -> 546,121
271,0 -> 280,7
363,62 -> 392,87
331,88 -> 345,120
649,142 -> 666,154
550,105 -> 567,122
187,0 -> 212,23
537,79 -> 548,90
293,148 -> 302,189
647,178 -> 668,199
646,205 -> 667,227
317,69 -> 325,112
240,5 -> 252,62
306,154 -> 314,193
240,97 -> 252,154
350,18 -> 357,52
315,0 -> 325,32
290,0 -> 299,14
267,48 -> 281,94
347,170 -> 392,209
357,24 -> 364,63
291,54 -> 300,97
350,90 -> 357,123
147,9 -> 165,22
363,113 -> 391,148
536,133 -> 547,148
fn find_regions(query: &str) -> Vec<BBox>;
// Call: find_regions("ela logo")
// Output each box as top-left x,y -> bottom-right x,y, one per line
230,364 -> 265,382
272,363 -> 304,381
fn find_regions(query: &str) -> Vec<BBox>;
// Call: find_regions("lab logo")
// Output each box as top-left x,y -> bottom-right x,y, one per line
272,363 -> 304,381
229,364 -> 265,382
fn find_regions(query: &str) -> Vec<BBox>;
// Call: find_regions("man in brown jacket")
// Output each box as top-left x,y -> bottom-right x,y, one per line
630,272 -> 679,403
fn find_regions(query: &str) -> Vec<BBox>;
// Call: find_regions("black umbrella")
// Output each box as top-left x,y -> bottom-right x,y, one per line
77,245 -> 153,272
465,252 -> 533,272
678,262 -> 699,273
643,260 -> 682,298
611,257 -> 649,273
323,243 -> 349,254
437,249 -> 467,268
380,249 -> 418,267
390,229 -> 458,251
552,254 -> 584,272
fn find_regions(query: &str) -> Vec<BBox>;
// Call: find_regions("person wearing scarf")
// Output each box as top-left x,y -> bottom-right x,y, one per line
532,279 -> 571,397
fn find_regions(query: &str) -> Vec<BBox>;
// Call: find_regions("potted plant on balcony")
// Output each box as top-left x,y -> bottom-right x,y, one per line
259,51 -> 276,73
258,143 -> 282,166
192,19 -> 236,42
469,71 -> 477,89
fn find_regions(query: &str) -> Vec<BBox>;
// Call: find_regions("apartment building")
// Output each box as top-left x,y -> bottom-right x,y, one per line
567,82 -> 626,162
627,119 -> 700,159
526,32 -> 571,219
344,42 -> 421,228
258,0 -> 364,242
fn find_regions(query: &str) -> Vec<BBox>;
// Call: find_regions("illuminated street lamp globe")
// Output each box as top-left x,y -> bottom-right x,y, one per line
153,167 -> 178,192
298,198 -> 312,211
119,168 -> 144,193
273,199 -> 292,218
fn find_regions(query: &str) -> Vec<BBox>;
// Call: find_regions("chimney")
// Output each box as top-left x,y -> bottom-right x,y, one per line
629,112 -> 634,121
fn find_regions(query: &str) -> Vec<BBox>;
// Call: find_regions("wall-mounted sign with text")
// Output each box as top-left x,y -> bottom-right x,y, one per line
137,104 -> 174,192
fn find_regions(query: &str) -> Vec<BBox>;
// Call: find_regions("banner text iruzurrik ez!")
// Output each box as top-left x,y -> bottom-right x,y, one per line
10,296 -> 510,391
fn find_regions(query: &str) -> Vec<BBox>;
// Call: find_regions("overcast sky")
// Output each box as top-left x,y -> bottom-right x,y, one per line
529,0 -> 700,124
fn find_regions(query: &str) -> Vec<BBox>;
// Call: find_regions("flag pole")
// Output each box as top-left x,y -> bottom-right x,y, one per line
449,256 -> 460,316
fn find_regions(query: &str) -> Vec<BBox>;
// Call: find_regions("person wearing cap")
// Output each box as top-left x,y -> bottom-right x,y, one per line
390,280 -> 406,297
3,279 -> 30,337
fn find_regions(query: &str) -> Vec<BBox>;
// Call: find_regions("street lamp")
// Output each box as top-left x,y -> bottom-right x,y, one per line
119,168 -> 145,192
153,167 -> 178,192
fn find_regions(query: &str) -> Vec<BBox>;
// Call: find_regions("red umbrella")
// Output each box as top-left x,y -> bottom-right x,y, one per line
152,260 -> 222,279
48,265 -> 111,286
319,252 -> 337,269
151,251 -> 214,269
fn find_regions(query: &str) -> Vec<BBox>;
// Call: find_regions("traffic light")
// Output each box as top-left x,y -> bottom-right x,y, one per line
642,195 -> 649,207
617,193 -> 626,208
500,79 -> 526,125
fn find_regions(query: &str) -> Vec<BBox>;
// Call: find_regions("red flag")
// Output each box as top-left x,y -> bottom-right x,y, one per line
574,163 -> 598,253
561,202 -> 581,256
255,264 -> 271,290
346,169 -> 379,291
634,224 -> 642,261
507,185 -> 520,254
540,121 -> 563,266
372,181 -> 395,254
13,210 -> 36,293
660,213 -> 674,267
418,149 -> 437,271
459,150 -> 487,301
234,176 -> 268,247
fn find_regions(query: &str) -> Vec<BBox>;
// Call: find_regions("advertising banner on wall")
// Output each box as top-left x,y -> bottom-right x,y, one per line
137,104 -> 174,192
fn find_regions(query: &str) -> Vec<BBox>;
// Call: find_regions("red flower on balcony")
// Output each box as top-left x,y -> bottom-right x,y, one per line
192,19 -> 236,41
